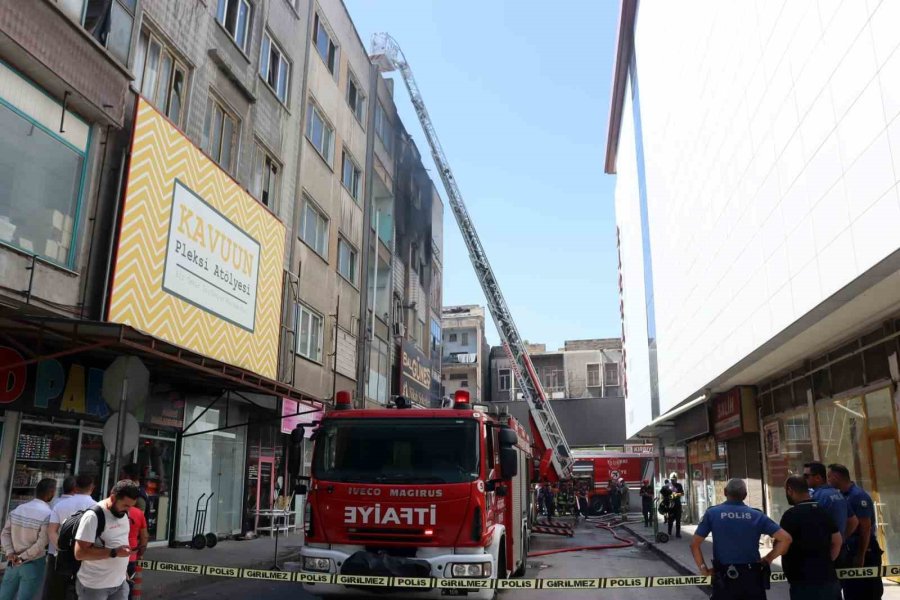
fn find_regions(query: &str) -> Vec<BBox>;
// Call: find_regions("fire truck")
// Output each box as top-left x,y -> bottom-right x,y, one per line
570,448 -> 658,514
298,390 -> 533,598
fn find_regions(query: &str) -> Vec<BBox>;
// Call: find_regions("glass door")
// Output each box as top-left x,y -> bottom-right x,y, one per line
862,387 -> 900,568
76,429 -> 106,501
136,436 -> 176,542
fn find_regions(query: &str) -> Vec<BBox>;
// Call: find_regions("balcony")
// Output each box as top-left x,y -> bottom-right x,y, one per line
442,352 -> 477,365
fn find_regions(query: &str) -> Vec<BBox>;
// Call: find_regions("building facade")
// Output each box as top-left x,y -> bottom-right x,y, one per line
607,0 -> 900,563
441,305 -> 490,402
0,0 -> 442,551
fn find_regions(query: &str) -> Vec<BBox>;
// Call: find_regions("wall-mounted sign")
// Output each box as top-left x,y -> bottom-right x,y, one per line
107,99 -> 285,379
400,341 -> 431,407
764,421 -> 781,457
626,444 -> 656,455
689,436 -> 718,464
713,388 -> 743,440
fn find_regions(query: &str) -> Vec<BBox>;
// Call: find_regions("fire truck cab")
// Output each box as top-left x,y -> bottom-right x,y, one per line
299,390 -> 532,598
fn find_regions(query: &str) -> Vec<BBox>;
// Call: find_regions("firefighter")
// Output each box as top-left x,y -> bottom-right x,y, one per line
659,479 -> 673,525
639,479 -> 654,527
668,473 -> 685,538
690,479 -> 792,600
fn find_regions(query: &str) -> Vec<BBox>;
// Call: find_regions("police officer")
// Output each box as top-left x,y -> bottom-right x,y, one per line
690,478 -> 792,600
803,462 -> 859,547
668,473 -> 685,538
828,463 -> 884,600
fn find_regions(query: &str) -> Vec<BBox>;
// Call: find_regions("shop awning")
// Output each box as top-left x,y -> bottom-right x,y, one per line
0,313 -> 324,405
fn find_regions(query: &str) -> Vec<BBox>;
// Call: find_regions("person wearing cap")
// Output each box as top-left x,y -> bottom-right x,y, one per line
639,480 -> 654,527
668,473 -> 685,538
691,478 -> 792,600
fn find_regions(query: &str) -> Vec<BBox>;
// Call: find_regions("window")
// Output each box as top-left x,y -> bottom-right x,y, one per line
374,101 -> 393,152
341,150 -> 361,200
0,87 -> 88,267
301,197 -> 328,258
542,367 -> 564,392
604,363 -> 620,387
499,369 -> 511,392
250,144 -> 279,208
586,364 -> 601,387
461,332 -> 470,346
133,31 -> 188,127
80,0 -> 136,64
305,103 -> 334,163
297,304 -> 324,362
202,96 -> 239,172
449,374 -> 467,380
347,75 -> 365,123
449,333 -> 457,343
460,380 -> 469,388
216,0 -> 251,52
337,238 -> 357,283
312,13 -> 337,75
260,32 -> 290,103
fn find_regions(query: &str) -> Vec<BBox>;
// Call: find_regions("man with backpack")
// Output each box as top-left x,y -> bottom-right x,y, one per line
0,478 -> 56,600
45,474 -> 96,599
71,480 -> 140,600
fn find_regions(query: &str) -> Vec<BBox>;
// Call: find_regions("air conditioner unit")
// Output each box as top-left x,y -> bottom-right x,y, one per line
515,393 -> 525,400
550,391 -> 565,399
392,322 -> 406,337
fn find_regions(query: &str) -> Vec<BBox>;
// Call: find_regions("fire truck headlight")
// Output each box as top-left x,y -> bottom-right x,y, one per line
303,557 -> 333,572
449,562 -> 492,578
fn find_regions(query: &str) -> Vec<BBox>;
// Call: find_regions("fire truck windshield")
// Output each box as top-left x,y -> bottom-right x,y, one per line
312,418 -> 480,484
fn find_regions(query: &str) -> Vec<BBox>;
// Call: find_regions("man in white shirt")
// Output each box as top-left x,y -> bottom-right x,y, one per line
74,480 -> 140,600
44,474 -> 96,600
50,476 -> 77,509
0,478 -> 56,600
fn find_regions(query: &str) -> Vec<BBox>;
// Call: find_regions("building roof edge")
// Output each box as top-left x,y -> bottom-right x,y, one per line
604,0 -> 638,175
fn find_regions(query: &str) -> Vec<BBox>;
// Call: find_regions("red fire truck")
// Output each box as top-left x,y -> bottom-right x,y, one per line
570,448 -> 658,514
298,390 -> 533,598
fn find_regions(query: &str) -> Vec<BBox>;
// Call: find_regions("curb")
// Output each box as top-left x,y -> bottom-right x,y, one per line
621,523 -> 712,597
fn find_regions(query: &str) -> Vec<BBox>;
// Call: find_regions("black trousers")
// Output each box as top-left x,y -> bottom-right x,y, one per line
43,555 -> 75,600
711,567 -> 766,600
642,499 -> 652,526
840,548 -> 884,600
667,504 -> 682,536
789,581 -> 841,600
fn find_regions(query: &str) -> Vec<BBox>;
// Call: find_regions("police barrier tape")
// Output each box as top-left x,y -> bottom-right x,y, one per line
135,561 -> 900,590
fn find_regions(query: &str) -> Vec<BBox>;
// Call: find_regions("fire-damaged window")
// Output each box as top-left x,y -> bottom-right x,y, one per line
76,0 -> 136,64
313,418 -> 480,484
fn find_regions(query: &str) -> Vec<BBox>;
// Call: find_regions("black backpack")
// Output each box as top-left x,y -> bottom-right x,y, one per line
56,505 -> 106,577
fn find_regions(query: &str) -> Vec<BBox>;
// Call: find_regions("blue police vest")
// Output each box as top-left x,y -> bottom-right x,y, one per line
811,485 -> 852,539
695,501 -> 780,565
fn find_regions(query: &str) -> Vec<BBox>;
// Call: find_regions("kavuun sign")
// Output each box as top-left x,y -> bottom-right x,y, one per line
107,99 -> 285,379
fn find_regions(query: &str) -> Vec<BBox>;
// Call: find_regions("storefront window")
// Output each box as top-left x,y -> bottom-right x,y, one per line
764,407 -> 814,518
76,430 -> 106,501
0,96 -> 86,266
177,401 -> 248,540
136,436 -> 176,542
816,396 -> 873,492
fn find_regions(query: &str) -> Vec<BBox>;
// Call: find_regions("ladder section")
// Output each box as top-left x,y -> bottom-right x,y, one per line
370,33 -> 573,480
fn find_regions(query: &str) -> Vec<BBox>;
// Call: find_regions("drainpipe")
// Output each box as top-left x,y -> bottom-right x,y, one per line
355,61 -> 378,404
280,0 -> 315,384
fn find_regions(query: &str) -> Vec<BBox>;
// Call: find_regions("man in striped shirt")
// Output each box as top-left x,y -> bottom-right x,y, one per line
0,478 -> 57,600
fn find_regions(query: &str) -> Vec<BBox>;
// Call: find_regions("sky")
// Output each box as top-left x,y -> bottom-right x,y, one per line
345,0 -> 621,350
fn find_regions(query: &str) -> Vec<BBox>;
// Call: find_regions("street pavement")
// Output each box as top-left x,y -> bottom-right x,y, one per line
168,518 -> 707,599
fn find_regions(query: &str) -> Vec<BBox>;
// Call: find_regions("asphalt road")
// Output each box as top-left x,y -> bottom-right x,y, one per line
168,520 -> 707,599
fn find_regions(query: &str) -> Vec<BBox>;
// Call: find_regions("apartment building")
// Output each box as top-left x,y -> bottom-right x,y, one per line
441,305 -> 490,402
488,339 -> 627,447
607,0 -> 900,550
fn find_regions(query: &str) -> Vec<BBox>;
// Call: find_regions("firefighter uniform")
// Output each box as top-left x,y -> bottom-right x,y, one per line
694,500 -> 781,600
842,483 -> 884,600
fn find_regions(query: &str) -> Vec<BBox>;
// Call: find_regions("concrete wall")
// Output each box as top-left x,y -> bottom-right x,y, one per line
620,1 -> 900,417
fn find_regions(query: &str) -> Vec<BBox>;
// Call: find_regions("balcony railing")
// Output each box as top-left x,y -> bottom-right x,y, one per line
443,353 -> 477,364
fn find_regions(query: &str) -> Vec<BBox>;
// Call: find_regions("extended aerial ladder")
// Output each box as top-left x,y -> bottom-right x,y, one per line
371,33 -> 573,481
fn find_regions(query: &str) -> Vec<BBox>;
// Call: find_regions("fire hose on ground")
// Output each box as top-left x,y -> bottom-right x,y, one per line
527,514 -> 635,557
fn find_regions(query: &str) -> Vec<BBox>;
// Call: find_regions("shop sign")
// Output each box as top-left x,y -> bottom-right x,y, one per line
713,388 -> 743,440
689,436 -> 718,464
281,398 -> 323,436
107,99 -> 285,380
626,444 -> 656,455
0,346 -> 109,419
400,341 -> 431,407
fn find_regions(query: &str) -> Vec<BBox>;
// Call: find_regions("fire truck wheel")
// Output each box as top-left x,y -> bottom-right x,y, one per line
497,543 -> 507,581
589,496 -> 604,516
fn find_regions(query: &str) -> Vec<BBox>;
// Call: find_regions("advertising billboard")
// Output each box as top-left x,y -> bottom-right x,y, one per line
108,99 -> 285,379
400,341 -> 431,407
